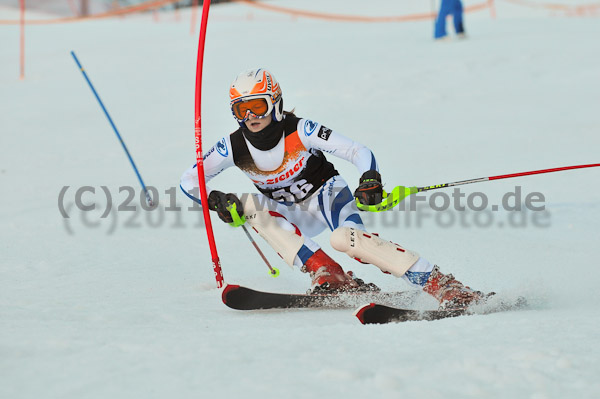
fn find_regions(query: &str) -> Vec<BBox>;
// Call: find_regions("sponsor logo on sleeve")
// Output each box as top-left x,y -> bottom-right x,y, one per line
304,120 -> 318,136
203,146 -> 216,160
216,138 -> 229,157
318,126 -> 332,141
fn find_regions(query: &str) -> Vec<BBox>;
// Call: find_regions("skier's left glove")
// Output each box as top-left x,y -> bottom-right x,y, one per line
354,170 -> 383,206
207,190 -> 245,227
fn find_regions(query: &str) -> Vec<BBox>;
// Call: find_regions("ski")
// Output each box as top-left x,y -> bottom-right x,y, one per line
222,283 -> 419,311
355,296 -> 528,324
355,303 -> 466,324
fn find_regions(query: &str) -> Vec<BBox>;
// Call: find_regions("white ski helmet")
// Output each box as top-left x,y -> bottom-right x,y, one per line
229,68 -> 283,126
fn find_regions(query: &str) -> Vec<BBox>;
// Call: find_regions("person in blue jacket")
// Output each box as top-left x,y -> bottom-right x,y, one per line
435,0 -> 465,40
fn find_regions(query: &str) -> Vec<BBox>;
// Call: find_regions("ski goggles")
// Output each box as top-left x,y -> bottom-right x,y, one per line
231,96 -> 272,122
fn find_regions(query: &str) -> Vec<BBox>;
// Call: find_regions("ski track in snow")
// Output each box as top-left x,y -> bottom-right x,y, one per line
1,1 -> 599,398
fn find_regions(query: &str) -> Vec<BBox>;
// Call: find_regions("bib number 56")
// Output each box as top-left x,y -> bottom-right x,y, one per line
270,179 -> 314,203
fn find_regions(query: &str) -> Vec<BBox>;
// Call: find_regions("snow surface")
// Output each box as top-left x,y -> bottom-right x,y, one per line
1,1 -> 600,398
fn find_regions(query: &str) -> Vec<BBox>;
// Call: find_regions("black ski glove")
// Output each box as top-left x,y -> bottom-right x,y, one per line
354,170 -> 383,206
207,191 -> 244,225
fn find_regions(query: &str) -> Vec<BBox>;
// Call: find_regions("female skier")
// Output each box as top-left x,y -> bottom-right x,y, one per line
181,68 -> 484,309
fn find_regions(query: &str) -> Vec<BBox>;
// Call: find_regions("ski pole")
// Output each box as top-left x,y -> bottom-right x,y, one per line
226,202 -> 279,277
241,225 -> 280,277
71,51 -> 154,207
357,163 -> 600,212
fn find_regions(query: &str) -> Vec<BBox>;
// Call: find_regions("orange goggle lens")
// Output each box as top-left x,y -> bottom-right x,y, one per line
232,98 -> 270,121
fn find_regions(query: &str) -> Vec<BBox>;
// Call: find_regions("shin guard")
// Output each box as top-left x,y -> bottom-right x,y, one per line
330,227 -> 419,277
242,195 -> 304,267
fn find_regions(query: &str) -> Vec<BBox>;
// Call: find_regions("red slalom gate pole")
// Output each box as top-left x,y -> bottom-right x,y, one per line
19,0 -> 25,79
489,164 -> 600,181
194,0 -> 224,288
190,0 -> 198,36
418,163 -> 600,192
66,0 -> 78,16
488,0 -> 497,19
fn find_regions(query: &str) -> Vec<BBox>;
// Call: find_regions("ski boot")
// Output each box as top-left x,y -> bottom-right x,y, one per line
422,266 -> 489,310
302,249 -> 378,294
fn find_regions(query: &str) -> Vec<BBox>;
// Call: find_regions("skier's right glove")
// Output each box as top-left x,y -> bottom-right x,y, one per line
354,170 -> 383,206
207,190 -> 245,227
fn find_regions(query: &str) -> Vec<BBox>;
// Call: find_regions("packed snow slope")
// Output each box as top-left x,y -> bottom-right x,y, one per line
1,1 -> 599,398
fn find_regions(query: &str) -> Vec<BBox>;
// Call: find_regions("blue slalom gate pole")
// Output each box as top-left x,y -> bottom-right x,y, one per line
71,50 -> 154,207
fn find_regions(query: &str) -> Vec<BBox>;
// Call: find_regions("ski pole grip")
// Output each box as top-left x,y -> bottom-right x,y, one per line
356,186 -> 418,212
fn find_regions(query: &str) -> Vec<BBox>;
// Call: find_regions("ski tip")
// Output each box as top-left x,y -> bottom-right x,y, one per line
221,283 -> 241,305
354,303 -> 376,325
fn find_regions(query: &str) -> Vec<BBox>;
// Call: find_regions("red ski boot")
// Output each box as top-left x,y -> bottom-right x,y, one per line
302,249 -> 359,293
422,266 -> 485,310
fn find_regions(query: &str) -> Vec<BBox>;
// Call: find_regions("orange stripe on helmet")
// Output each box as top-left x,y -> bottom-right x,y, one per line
250,70 -> 269,95
230,87 -> 243,100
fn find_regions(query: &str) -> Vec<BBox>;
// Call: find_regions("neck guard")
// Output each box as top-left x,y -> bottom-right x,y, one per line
242,119 -> 285,151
